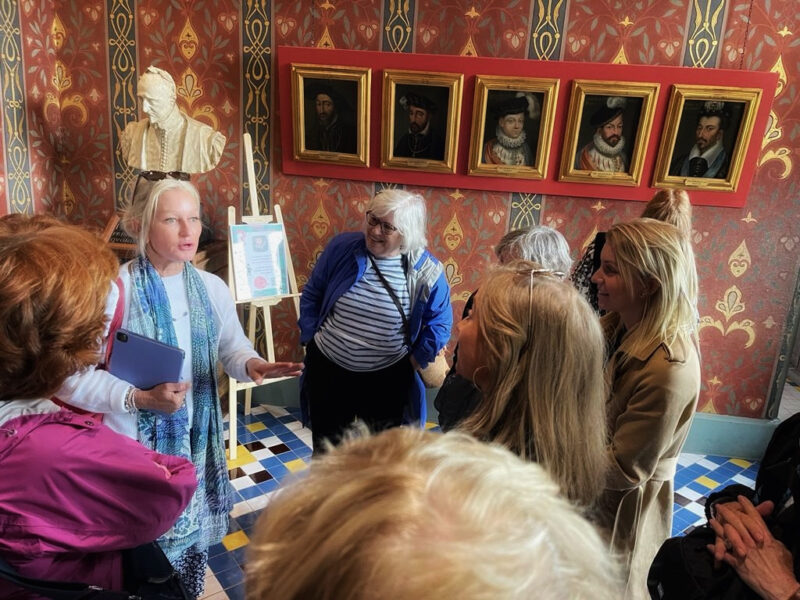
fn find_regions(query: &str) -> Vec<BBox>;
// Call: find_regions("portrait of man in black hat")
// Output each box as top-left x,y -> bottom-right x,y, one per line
304,80 -> 357,154
482,91 -> 541,167
575,96 -> 630,172
669,100 -> 737,179
393,89 -> 447,160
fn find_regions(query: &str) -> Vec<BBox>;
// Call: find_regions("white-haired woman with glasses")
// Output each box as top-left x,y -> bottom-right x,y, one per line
299,189 -> 452,452
454,260 -> 608,508
590,218 -> 700,600
57,177 -> 302,597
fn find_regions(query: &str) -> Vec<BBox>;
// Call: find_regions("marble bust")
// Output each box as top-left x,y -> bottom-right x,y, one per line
119,65 -> 226,174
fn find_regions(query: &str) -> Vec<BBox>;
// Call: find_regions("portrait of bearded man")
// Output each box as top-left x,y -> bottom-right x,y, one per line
669,100 -> 730,179
575,96 -> 628,173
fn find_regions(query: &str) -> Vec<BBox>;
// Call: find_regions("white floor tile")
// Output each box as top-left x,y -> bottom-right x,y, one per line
676,486 -> 702,501
230,476 -> 255,491
229,501 -> 252,518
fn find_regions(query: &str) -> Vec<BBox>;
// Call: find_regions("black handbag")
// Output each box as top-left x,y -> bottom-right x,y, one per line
0,542 -> 189,600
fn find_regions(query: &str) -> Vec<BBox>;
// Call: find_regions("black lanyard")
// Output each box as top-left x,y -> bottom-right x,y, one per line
367,253 -> 410,345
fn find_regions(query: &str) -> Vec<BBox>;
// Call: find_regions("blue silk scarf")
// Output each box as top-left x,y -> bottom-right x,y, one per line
127,256 -> 232,562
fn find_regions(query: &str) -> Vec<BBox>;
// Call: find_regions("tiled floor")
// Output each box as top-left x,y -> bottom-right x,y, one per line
201,404 -> 312,600
198,397 -> 785,599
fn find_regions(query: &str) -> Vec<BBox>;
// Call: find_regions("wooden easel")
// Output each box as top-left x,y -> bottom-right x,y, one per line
226,133 -> 301,459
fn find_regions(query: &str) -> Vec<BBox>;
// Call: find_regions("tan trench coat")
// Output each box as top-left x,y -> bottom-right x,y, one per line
598,316 -> 700,600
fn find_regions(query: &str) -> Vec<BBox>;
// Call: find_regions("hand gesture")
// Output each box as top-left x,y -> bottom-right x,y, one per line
246,358 -> 303,385
134,381 -> 191,414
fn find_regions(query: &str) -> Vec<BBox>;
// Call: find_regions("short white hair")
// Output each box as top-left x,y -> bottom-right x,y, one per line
367,189 -> 427,254
246,427 -> 622,600
122,178 -> 200,257
496,225 -> 572,275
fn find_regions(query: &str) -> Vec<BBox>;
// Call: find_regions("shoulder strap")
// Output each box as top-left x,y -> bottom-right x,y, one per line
367,254 -> 410,345
0,553 -> 130,600
104,277 -> 125,367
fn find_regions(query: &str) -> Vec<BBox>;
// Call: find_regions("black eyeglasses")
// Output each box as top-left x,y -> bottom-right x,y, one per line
139,170 -> 191,182
366,211 -> 399,235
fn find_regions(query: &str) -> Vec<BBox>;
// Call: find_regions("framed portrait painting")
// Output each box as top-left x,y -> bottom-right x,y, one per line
559,80 -> 660,186
290,63 -> 371,167
467,75 -> 559,179
381,69 -> 463,174
653,85 -> 762,192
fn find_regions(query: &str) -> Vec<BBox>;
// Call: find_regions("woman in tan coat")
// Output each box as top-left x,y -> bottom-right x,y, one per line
591,218 -> 700,600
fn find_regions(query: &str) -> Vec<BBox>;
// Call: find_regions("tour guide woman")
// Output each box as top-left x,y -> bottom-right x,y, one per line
299,189 -> 452,451
58,178 -> 302,597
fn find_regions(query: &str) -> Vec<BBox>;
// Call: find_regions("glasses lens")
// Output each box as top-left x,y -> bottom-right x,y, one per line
366,212 -> 397,235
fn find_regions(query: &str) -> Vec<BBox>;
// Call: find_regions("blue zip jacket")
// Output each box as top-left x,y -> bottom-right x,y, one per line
298,232 -> 452,425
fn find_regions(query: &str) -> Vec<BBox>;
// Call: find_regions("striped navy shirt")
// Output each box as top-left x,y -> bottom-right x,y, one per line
314,256 -> 410,371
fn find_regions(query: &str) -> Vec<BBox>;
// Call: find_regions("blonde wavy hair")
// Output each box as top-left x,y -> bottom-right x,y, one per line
640,189 -> 692,238
458,260 -> 608,507
604,218 -> 699,361
246,426 -> 622,600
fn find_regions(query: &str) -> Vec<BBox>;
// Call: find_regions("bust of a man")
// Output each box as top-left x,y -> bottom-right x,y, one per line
119,65 -> 226,174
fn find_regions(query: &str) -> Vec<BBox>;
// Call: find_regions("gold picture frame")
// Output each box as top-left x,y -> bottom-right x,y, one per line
468,75 -> 559,179
291,63 -> 371,167
559,80 -> 659,186
381,69 -> 463,174
653,84 -> 762,192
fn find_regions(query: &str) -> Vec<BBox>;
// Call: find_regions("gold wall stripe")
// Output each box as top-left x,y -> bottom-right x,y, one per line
383,0 -> 413,53
529,0 -> 565,61
684,0 -> 726,67
0,0 -> 32,213
106,0 -> 137,208
242,0 -> 271,214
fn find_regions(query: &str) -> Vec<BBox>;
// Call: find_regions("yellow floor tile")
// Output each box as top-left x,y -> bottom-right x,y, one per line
222,529 -> 249,551
226,446 -> 256,469
424,421 -> 438,429
695,475 -> 720,489
245,422 -> 266,433
285,458 -> 308,473
729,458 -> 751,469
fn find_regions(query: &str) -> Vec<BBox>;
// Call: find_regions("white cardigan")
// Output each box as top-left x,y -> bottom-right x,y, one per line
57,262 -> 258,440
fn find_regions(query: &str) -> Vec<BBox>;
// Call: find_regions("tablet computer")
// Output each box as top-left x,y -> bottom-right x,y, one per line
108,329 -> 185,390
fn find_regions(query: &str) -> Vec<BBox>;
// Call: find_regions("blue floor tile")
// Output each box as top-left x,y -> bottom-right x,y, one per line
215,565 -> 244,590
226,582 -> 245,600
208,551 -> 238,573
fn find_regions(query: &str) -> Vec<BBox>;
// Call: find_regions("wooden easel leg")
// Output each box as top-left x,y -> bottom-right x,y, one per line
228,376 -> 238,460
243,302 -> 258,416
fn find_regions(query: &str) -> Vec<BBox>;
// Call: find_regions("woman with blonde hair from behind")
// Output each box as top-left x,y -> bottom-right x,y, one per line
246,427 -> 622,600
639,188 -> 692,237
456,260 -> 608,507
591,218 -> 700,599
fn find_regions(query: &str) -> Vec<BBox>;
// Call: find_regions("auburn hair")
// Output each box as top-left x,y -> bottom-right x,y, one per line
0,216 -> 118,400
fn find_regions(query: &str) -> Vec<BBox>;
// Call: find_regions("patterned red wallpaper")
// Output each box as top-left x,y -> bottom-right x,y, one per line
0,0 -> 798,418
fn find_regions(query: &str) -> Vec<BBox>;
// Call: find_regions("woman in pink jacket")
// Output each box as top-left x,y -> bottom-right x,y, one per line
0,215 -> 197,598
